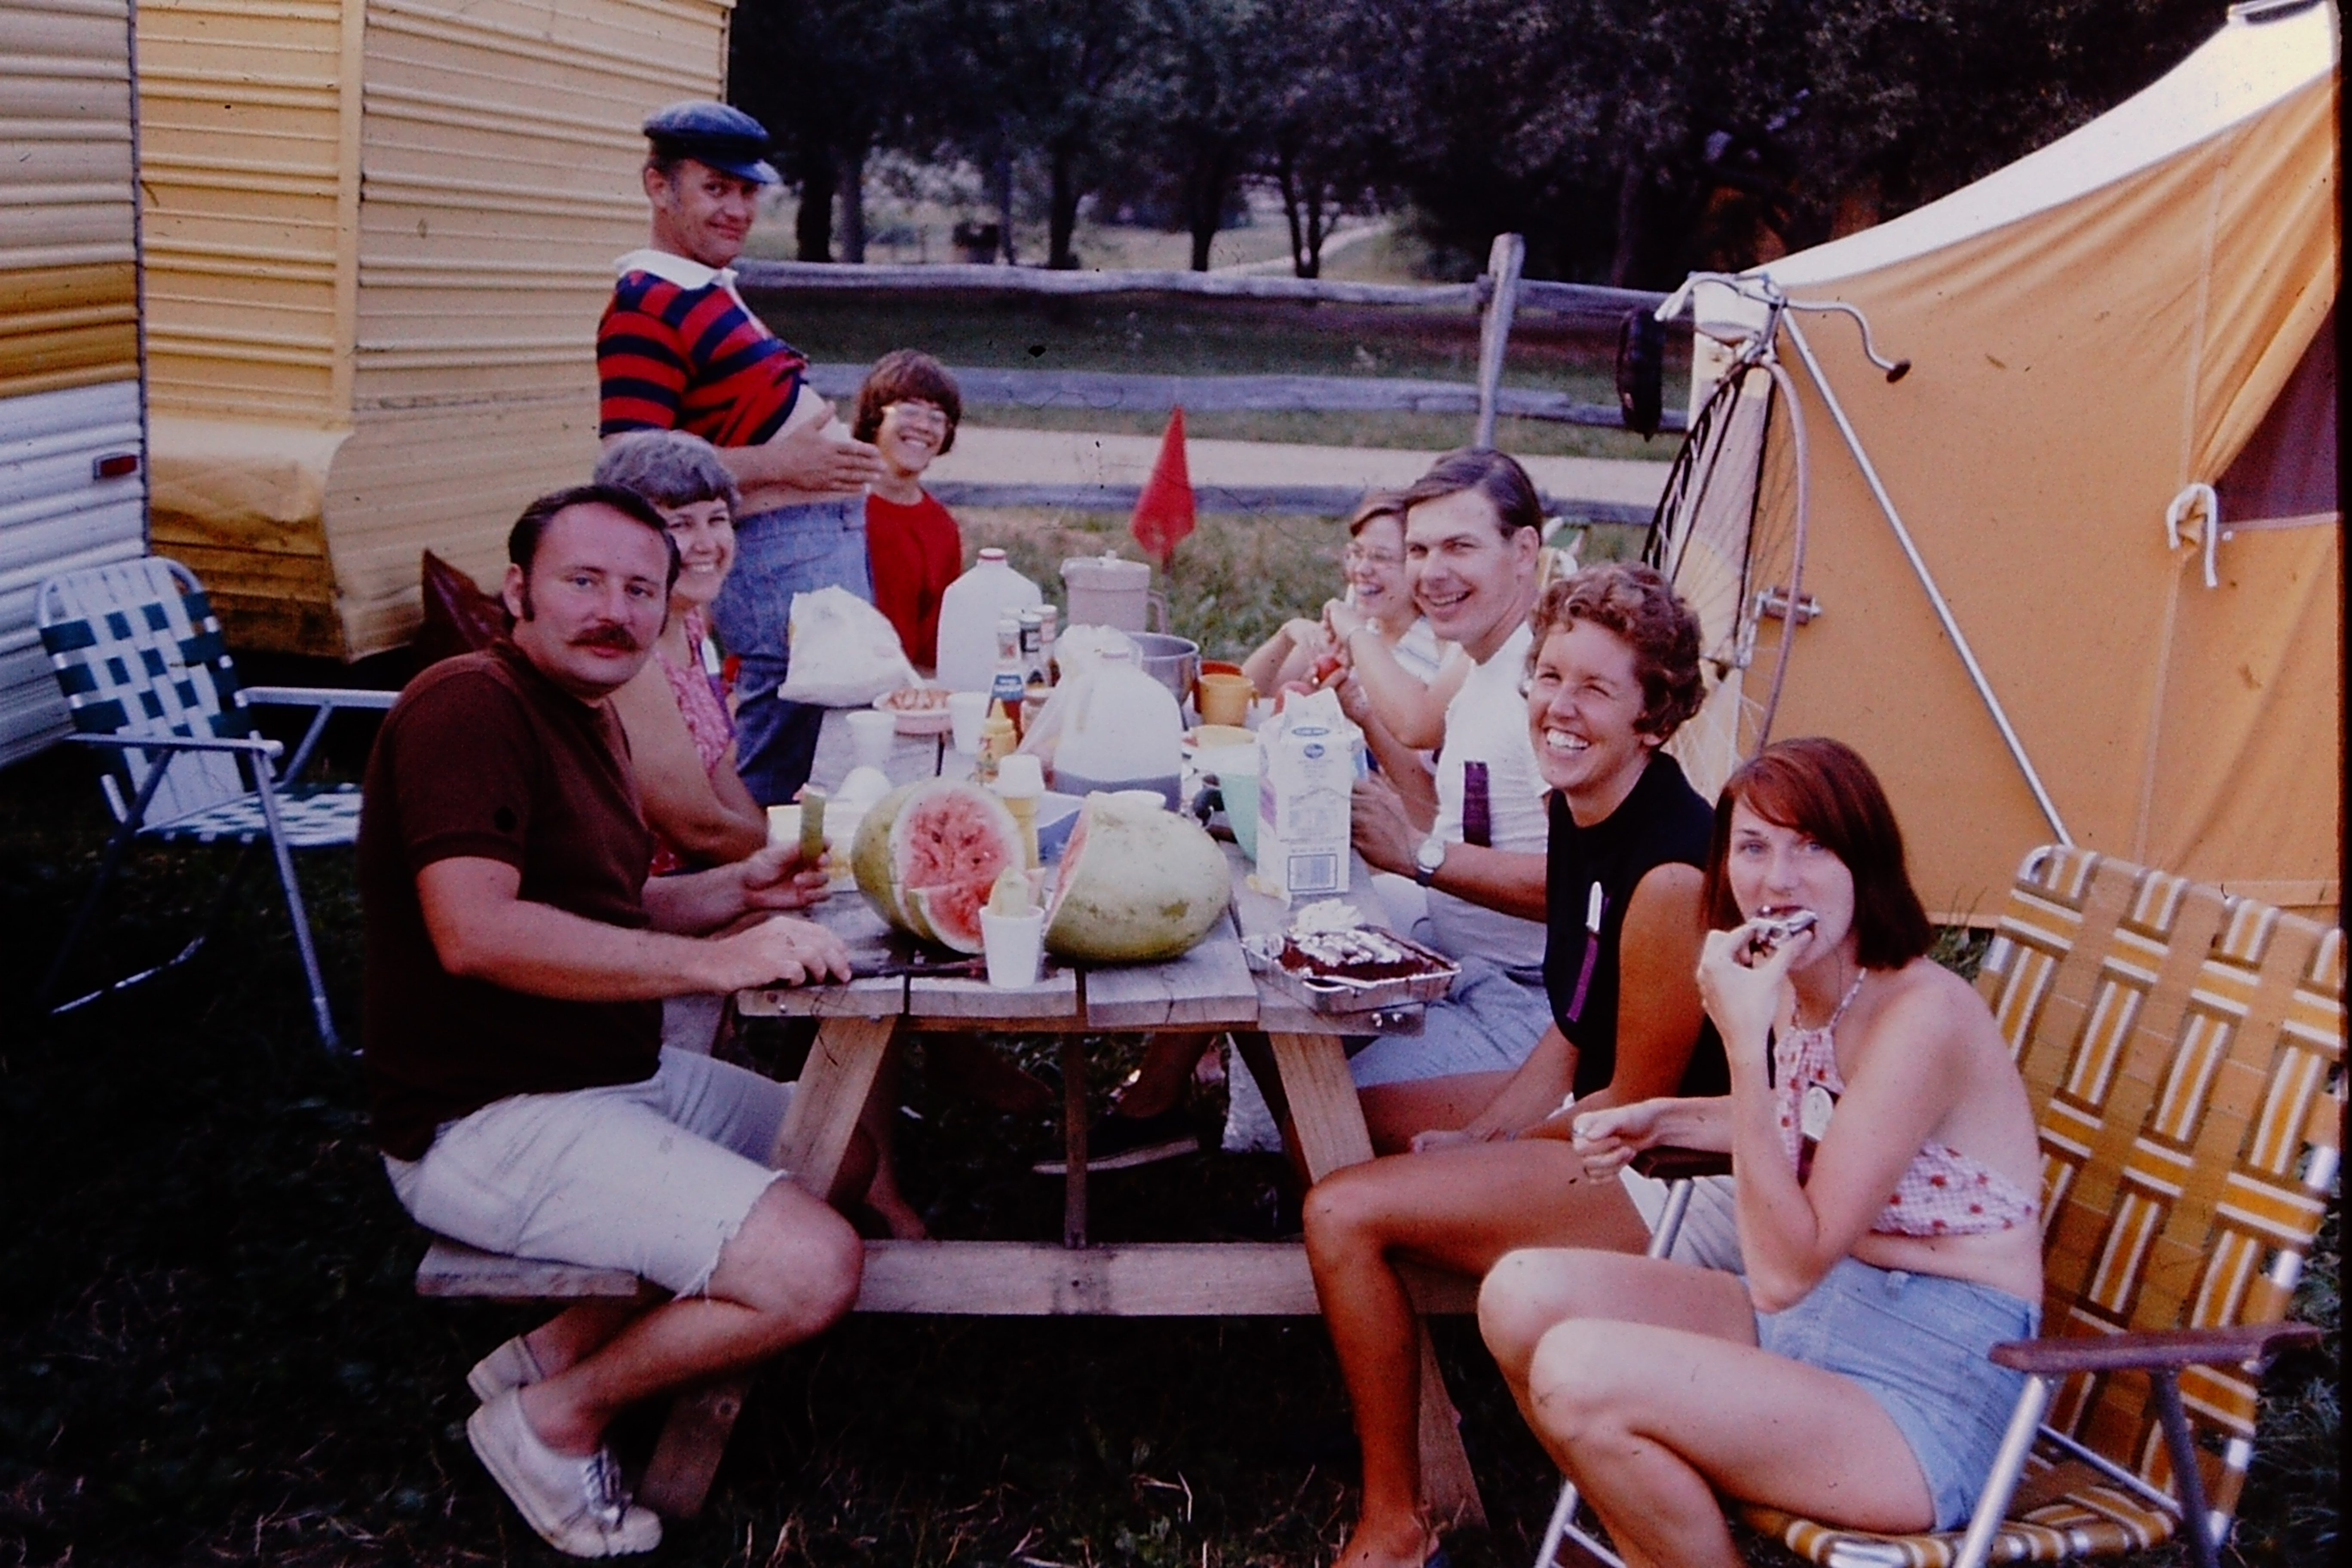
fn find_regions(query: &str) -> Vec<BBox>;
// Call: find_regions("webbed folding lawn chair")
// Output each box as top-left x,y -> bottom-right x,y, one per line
34,557 -> 398,1050
1536,845 -> 2341,1568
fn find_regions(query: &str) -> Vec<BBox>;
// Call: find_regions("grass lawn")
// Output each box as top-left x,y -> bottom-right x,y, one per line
0,513 -> 2336,1565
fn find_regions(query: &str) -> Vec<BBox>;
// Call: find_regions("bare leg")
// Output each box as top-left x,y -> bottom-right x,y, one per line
1303,1142 -> 1651,1568
1354,1071 -> 1513,1155
859,1042 -> 928,1239
519,1301 -> 644,1379
1107,1031 -> 1214,1119
519,1180 -> 862,1456
1478,1249 -> 1752,1395
1525,1316 -> 1936,1566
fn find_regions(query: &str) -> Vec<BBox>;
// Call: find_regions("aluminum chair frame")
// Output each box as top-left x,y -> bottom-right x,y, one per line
34,557 -> 396,1050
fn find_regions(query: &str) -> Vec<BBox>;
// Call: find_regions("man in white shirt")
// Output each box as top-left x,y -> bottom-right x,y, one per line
1343,448 -> 1553,1152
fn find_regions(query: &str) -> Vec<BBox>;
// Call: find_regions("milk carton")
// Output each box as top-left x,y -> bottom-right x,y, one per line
1256,688 -> 1357,898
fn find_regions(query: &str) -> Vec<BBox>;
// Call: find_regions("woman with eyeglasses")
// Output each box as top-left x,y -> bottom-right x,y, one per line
1242,493 -> 1460,703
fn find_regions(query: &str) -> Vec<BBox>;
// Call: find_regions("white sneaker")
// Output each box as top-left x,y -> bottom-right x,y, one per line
468,1334 -> 546,1403
466,1389 -> 662,1557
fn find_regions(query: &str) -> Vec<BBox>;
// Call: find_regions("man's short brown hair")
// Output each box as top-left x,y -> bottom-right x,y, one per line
1395,447 -> 1545,537
853,349 -> 962,454
1528,561 -> 1704,739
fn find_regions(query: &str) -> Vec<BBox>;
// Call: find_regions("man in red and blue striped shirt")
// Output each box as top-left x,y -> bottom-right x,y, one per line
598,102 -> 885,805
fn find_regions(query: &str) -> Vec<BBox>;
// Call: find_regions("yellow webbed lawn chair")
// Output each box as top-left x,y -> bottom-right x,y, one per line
1537,846 -> 2340,1568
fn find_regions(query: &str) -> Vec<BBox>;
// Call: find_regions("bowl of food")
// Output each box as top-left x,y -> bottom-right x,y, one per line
874,683 -> 955,735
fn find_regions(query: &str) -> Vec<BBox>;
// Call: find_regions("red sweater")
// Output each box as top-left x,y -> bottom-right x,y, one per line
864,490 -> 963,670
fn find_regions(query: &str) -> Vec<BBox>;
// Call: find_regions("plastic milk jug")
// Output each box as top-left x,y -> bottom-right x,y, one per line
936,548 -> 1043,692
1049,646 -> 1184,809
1257,687 -> 1357,897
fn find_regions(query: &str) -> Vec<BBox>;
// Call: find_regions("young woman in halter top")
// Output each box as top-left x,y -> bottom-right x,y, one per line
1477,736 -> 2044,1561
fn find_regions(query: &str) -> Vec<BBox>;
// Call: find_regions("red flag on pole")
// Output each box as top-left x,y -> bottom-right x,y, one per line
1130,406 -> 1195,568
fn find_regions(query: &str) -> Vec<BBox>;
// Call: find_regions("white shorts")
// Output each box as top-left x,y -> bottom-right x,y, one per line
383,1048 -> 795,1295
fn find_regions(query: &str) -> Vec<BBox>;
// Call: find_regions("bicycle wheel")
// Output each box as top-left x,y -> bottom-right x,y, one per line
1649,358 -> 1811,778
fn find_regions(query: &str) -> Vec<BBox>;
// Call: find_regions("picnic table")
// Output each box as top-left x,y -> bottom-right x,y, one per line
733,710 -> 1487,1523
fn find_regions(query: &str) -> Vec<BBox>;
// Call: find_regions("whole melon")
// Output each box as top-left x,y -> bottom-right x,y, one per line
1044,792 -> 1231,963
851,779 -> 1023,953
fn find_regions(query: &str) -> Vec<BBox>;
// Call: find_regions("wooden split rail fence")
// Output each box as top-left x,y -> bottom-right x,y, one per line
738,236 -> 1681,523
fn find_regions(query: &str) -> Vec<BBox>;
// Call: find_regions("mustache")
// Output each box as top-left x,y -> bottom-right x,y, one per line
570,625 -> 643,652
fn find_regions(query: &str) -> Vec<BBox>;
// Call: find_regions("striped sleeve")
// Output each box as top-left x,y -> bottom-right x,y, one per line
598,275 -> 690,435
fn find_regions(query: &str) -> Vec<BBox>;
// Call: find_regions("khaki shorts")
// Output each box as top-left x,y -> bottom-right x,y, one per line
384,1049 -> 795,1295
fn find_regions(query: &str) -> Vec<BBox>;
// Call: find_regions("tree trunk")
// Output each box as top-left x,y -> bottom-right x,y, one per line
1047,144 -> 1081,270
1302,183 -> 1327,279
994,154 -> 1018,265
1186,151 -> 1232,273
836,145 -> 867,264
1607,161 -> 1643,288
796,150 -> 836,263
1277,150 -> 1308,276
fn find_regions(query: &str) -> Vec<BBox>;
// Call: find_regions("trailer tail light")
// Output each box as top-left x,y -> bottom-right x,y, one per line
93,453 -> 141,481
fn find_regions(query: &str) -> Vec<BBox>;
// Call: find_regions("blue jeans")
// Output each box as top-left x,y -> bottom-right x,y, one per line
710,496 -> 871,805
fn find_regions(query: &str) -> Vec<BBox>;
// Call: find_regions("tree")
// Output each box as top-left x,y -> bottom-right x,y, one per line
929,0 -> 1149,269
729,0 -> 942,262
1258,3 -> 1398,277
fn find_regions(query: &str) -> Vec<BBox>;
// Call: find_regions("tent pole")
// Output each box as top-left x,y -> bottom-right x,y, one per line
1781,315 -> 2073,846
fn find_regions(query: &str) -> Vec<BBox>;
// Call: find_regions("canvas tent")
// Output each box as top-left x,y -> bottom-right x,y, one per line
1663,0 -> 2340,922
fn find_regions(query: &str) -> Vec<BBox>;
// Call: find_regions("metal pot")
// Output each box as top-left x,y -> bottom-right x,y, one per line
1130,632 -> 1200,707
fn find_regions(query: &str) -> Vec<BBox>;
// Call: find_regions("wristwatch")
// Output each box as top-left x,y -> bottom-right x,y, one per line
1413,838 -> 1446,888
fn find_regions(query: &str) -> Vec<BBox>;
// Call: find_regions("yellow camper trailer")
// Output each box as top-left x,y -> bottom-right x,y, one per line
0,0 -> 150,766
137,0 -> 735,657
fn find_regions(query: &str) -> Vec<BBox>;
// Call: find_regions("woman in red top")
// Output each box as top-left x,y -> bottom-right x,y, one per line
854,350 -> 965,674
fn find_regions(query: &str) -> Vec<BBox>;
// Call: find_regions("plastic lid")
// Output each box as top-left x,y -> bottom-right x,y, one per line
978,547 -> 1007,562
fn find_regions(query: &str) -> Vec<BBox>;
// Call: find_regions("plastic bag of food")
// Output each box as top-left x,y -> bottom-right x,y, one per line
775,586 -> 919,706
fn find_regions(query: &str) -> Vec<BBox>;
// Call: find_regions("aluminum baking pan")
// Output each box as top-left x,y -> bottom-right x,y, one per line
1242,928 -> 1461,1014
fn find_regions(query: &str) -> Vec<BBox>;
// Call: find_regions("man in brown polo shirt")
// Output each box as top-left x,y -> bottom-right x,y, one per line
361,484 -> 859,1558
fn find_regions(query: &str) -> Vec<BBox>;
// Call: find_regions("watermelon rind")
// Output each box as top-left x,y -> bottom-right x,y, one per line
1043,793 -> 1231,964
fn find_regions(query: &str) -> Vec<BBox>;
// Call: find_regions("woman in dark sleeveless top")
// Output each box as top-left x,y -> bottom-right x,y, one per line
1301,564 -> 1729,1568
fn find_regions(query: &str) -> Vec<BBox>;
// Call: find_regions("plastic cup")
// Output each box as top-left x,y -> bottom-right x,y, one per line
1223,769 -> 1260,862
846,708 -> 896,772
1196,671 -> 1254,728
947,690 -> 989,754
980,907 -> 1044,989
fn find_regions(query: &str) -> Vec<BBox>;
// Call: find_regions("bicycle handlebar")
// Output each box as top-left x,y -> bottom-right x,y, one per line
1654,271 -> 1910,383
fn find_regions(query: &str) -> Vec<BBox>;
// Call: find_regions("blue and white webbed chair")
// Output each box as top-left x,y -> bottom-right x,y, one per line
34,557 -> 398,1050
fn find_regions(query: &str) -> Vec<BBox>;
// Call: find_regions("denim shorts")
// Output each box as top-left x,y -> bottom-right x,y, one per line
710,496 -> 872,805
1755,1256 -> 2039,1528
1345,957 -> 1551,1088
383,1050 -> 795,1295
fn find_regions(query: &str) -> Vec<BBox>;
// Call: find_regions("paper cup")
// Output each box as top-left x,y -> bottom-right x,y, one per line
846,708 -> 897,772
946,690 -> 989,754
980,907 -> 1045,988
1196,671 -> 1255,728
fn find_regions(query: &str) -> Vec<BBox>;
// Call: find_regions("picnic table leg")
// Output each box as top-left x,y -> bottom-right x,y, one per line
636,1378 -> 746,1519
1263,1032 -> 1487,1532
772,1013 -> 899,1199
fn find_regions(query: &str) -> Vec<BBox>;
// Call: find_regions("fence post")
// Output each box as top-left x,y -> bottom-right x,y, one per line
1473,232 -> 1525,447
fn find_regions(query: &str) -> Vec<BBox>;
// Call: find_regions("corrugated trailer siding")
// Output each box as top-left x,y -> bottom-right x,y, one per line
1,0 -> 145,765
137,0 -> 347,423
323,0 -> 729,655
0,0 -> 141,402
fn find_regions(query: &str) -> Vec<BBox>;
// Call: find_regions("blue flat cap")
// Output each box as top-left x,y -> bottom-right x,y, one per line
642,100 -> 780,186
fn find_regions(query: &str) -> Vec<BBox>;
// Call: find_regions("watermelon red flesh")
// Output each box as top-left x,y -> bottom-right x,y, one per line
867,781 -> 1021,952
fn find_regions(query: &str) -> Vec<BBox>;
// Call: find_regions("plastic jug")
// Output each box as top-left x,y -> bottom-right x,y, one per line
1049,646 -> 1185,809
935,548 -> 1043,692
1060,551 -> 1165,634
